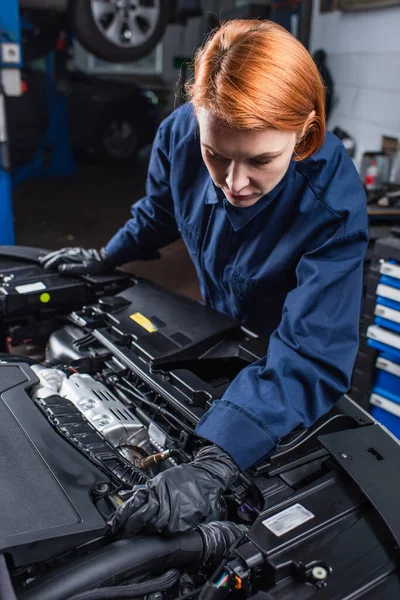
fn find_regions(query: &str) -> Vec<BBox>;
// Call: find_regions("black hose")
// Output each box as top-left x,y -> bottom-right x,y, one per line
0,554 -> 18,600
175,586 -> 203,599
116,381 -> 193,433
19,523 -> 245,600
19,531 -> 203,600
0,353 -> 38,366
119,377 -> 150,403
68,568 -> 180,600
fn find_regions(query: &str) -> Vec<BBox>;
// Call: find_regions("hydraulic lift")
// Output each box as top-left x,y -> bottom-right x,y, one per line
0,3 -> 77,246
0,0 -> 23,245
11,31 -> 77,189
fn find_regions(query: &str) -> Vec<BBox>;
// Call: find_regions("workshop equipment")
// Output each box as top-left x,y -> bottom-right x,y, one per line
351,229 -> 400,437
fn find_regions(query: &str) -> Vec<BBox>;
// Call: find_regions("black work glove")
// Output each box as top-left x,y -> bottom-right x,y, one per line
107,444 -> 239,536
39,247 -> 116,275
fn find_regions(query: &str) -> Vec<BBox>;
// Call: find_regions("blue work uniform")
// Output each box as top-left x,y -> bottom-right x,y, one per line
106,103 -> 368,471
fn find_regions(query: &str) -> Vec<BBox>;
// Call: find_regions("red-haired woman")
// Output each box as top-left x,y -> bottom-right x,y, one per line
41,20 -> 368,535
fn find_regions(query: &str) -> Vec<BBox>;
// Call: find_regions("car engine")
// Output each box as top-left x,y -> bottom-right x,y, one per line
1,246 -> 400,600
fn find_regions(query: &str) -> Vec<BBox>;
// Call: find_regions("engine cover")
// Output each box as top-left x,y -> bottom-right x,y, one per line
0,363 -> 108,566
32,368 -> 149,450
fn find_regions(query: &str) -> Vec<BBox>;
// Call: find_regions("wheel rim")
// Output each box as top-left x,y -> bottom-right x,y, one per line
103,120 -> 138,159
90,0 -> 161,49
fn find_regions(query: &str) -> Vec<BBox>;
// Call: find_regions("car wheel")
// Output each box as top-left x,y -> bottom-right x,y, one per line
69,0 -> 171,63
95,109 -> 141,165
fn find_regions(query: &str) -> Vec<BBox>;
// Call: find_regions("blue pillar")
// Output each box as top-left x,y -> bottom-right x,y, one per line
11,42 -> 77,188
0,0 -> 23,244
0,169 -> 15,244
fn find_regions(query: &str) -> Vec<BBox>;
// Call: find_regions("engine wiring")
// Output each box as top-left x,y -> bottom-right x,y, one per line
115,377 -> 194,434
193,529 -> 248,599
215,573 -> 230,588
68,568 -> 181,600
7,340 -> 254,599
175,585 -> 205,600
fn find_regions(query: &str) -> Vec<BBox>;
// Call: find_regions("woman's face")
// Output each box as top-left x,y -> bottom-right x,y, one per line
197,108 -> 298,208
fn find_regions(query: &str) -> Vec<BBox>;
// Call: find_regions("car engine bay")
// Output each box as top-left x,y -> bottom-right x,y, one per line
1,246 -> 400,600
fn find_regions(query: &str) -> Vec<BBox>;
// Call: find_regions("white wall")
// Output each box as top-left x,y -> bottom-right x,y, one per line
152,0 -> 237,111
310,0 -> 400,166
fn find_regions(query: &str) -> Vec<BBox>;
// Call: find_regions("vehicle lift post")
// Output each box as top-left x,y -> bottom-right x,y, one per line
0,0 -> 23,245
11,31 -> 77,188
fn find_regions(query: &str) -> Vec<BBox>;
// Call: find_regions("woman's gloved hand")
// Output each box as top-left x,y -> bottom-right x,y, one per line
39,247 -> 116,275
107,444 -> 239,536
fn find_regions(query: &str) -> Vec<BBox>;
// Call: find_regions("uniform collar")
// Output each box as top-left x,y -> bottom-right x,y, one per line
205,180 -> 223,205
205,161 -> 296,231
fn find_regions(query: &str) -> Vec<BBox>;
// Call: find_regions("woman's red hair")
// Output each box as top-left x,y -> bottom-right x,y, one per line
186,20 -> 326,160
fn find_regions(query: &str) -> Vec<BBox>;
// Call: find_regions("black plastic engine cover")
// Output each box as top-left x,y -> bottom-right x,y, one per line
235,423 -> 400,598
99,278 -> 241,363
0,363 -> 108,566
0,245 -> 130,324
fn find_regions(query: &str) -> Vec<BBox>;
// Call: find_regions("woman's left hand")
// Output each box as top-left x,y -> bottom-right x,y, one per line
107,444 -> 239,536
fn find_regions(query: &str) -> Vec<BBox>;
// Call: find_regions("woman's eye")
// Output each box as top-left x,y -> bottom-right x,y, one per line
208,151 -> 226,161
252,158 -> 273,166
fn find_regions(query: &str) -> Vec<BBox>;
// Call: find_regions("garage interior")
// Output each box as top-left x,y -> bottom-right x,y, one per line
13,162 -> 203,301
2,1 -> 400,599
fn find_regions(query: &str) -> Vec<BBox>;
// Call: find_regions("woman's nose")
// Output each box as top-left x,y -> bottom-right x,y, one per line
225,162 -> 250,193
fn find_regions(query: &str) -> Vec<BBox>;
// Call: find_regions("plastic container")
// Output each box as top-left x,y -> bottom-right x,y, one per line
368,339 -> 400,360
370,404 -> 400,439
364,160 -> 380,190
379,274 -> 400,290
380,261 -> 400,280
375,367 -> 400,398
367,324 -> 400,350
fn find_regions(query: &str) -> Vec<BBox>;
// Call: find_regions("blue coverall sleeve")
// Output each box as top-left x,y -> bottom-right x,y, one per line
105,123 -> 180,265
195,229 -> 368,471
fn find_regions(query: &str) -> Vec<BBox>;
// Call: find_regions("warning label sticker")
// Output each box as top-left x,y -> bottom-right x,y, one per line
15,281 -> 46,294
129,312 -> 157,333
262,503 -> 315,537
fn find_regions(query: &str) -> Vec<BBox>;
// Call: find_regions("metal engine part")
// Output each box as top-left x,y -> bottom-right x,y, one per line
31,367 -> 149,452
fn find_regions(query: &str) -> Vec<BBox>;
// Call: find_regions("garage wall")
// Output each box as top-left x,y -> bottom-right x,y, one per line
310,0 -> 400,166
151,0 -> 237,111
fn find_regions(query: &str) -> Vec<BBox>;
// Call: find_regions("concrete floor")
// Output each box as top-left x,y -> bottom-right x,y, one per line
12,160 -> 202,301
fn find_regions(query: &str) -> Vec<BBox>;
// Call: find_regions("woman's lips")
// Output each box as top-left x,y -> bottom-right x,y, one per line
225,190 -> 260,203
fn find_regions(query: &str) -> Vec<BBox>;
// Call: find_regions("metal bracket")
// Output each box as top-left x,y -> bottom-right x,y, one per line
319,424 -> 400,547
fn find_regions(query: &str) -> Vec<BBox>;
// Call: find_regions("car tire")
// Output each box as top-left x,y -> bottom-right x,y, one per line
94,108 -> 142,165
69,0 -> 171,63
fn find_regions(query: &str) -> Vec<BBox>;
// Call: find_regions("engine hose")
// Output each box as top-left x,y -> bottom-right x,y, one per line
116,381 -> 193,433
119,377 -> 194,434
19,523 -> 246,600
0,354 -> 38,366
68,568 -> 180,600
0,555 -> 18,600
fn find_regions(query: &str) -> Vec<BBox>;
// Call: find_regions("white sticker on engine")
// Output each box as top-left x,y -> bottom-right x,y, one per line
15,282 -> 46,294
262,503 -> 315,537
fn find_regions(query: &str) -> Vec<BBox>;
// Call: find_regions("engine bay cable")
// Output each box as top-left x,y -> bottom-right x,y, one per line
115,379 -> 193,433
175,586 -> 204,599
0,353 -> 38,365
68,568 -> 180,600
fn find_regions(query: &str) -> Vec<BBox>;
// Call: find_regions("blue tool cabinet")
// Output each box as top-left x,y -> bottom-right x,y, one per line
367,260 -> 400,437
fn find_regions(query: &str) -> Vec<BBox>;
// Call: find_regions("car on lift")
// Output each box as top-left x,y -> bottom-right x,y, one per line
19,0 -> 203,63
6,60 -> 160,166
